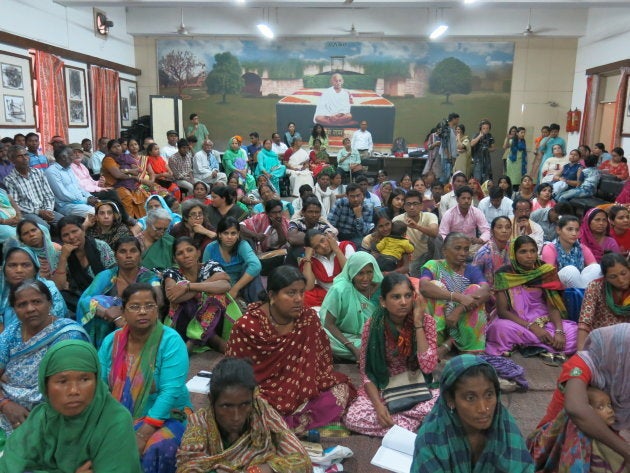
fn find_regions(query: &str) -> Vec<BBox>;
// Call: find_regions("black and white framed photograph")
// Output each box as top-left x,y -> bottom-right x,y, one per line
1,63 -> 23,90
119,78 -> 138,128
3,95 -> 26,123
64,65 -> 89,127
0,51 -> 35,127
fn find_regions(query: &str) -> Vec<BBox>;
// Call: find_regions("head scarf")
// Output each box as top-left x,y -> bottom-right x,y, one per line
0,244 -> 42,315
579,208 -> 609,262
411,355 -> 534,473
319,252 -> 383,352
480,180 -> 492,197
579,324 -> 630,430
0,340 -> 141,473
16,221 -> 59,273
494,238 -> 567,317
138,194 -> 181,231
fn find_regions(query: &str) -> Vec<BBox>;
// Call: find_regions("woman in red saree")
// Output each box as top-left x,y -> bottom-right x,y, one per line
226,265 -> 356,435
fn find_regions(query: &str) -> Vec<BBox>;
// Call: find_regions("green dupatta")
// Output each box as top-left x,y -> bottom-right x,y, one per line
604,282 -> 630,317
0,340 -> 141,473
109,322 -> 164,419
319,252 -> 383,335
411,355 -> 534,473
493,239 -> 567,317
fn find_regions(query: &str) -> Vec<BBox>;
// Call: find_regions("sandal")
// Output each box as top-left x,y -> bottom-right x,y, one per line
554,353 -> 568,363
540,351 -> 560,367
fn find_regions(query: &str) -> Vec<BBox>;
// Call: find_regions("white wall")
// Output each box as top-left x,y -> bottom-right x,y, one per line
0,0 -> 136,144
568,7 -> 630,151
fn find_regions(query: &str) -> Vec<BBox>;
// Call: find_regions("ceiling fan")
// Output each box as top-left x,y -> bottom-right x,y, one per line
174,8 -> 191,35
522,9 -> 554,36
333,24 -> 384,37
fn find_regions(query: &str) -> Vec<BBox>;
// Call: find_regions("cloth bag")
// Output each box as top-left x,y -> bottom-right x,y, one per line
382,370 -> 432,414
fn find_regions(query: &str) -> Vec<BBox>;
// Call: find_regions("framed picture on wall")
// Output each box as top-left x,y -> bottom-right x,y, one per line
119,78 -> 138,128
0,51 -> 35,127
64,66 -> 89,128
623,76 -> 630,136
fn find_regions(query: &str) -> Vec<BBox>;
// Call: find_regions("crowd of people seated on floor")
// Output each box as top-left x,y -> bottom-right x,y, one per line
1,112 -> 630,473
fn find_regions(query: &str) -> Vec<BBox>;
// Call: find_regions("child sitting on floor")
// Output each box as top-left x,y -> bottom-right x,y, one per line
376,220 -> 414,271
587,386 -> 627,472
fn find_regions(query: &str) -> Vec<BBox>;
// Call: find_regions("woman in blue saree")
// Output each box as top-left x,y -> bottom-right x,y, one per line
0,279 -> 88,436
76,236 -> 161,348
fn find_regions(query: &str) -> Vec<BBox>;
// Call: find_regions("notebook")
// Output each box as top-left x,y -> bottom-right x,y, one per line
185,371 -> 212,394
370,425 -> 417,473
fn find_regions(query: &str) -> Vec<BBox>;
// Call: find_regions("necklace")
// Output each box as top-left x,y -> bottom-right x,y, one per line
269,305 -> 293,326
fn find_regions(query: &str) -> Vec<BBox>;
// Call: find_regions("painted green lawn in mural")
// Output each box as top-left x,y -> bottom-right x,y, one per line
164,86 -> 509,150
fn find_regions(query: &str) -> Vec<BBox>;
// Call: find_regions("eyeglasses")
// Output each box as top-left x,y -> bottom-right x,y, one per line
188,212 -> 204,219
125,303 -> 158,312
404,202 -> 422,207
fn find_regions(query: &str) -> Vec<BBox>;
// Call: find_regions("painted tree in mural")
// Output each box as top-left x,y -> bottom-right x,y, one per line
429,57 -> 472,104
159,50 -> 205,96
206,52 -> 244,104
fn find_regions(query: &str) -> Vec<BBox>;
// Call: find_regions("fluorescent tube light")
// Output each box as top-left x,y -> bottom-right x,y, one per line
257,23 -> 274,39
429,24 -> 448,40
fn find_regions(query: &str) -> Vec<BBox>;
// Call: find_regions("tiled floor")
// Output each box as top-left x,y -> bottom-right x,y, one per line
187,350 -> 558,472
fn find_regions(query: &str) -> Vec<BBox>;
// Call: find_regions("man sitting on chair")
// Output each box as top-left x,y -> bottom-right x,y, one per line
313,73 -> 356,126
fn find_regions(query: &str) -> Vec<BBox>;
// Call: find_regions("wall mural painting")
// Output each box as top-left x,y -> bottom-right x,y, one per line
157,39 -> 514,150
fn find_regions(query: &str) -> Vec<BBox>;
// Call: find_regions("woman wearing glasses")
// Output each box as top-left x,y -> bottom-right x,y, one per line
76,236 -> 162,348
99,282 -> 191,473
170,199 -> 216,256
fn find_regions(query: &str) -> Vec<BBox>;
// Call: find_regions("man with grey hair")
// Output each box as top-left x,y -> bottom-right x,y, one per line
138,208 -> 174,273
4,145 -> 62,228
193,139 -> 226,186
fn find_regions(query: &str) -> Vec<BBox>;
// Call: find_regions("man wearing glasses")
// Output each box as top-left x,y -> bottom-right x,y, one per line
393,190 -> 438,274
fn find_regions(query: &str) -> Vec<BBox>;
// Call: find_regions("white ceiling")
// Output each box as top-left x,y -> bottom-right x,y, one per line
53,0 -> 630,39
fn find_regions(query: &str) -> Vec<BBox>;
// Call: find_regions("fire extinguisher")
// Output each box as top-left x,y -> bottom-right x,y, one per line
572,108 -> 581,133
566,110 -> 575,133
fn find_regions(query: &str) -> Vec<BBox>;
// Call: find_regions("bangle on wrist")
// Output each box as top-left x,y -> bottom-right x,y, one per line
554,329 -> 565,335
414,325 -> 424,330
113,316 -> 123,323
186,281 -> 191,292
449,292 -> 454,302
442,343 -> 451,352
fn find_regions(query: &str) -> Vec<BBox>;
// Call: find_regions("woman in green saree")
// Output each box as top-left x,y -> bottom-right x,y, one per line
0,339 -> 141,473
320,251 -> 383,361
138,208 -> 176,274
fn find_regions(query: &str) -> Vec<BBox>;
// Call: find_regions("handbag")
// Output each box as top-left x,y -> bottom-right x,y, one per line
382,370 -> 433,414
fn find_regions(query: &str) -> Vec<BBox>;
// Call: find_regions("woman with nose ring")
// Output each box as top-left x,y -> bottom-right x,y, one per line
486,236 -> 578,364
419,232 -> 490,355
226,265 -> 355,436
411,355 -> 533,472
175,357 -> 311,473
344,273 -> 439,437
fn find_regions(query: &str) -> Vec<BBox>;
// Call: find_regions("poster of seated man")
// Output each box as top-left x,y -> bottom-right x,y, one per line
313,73 -> 356,127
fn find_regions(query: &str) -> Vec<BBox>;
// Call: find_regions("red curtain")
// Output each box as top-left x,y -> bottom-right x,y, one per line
90,65 -> 120,142
33,51 -> 68,154
579,75 -> 593,146
610,67 -> 630,149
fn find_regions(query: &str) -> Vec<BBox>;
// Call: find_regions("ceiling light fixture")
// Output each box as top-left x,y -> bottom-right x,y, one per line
257,23 -> 274,39
463,0 -> 477,4
429,24 -> 448,40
